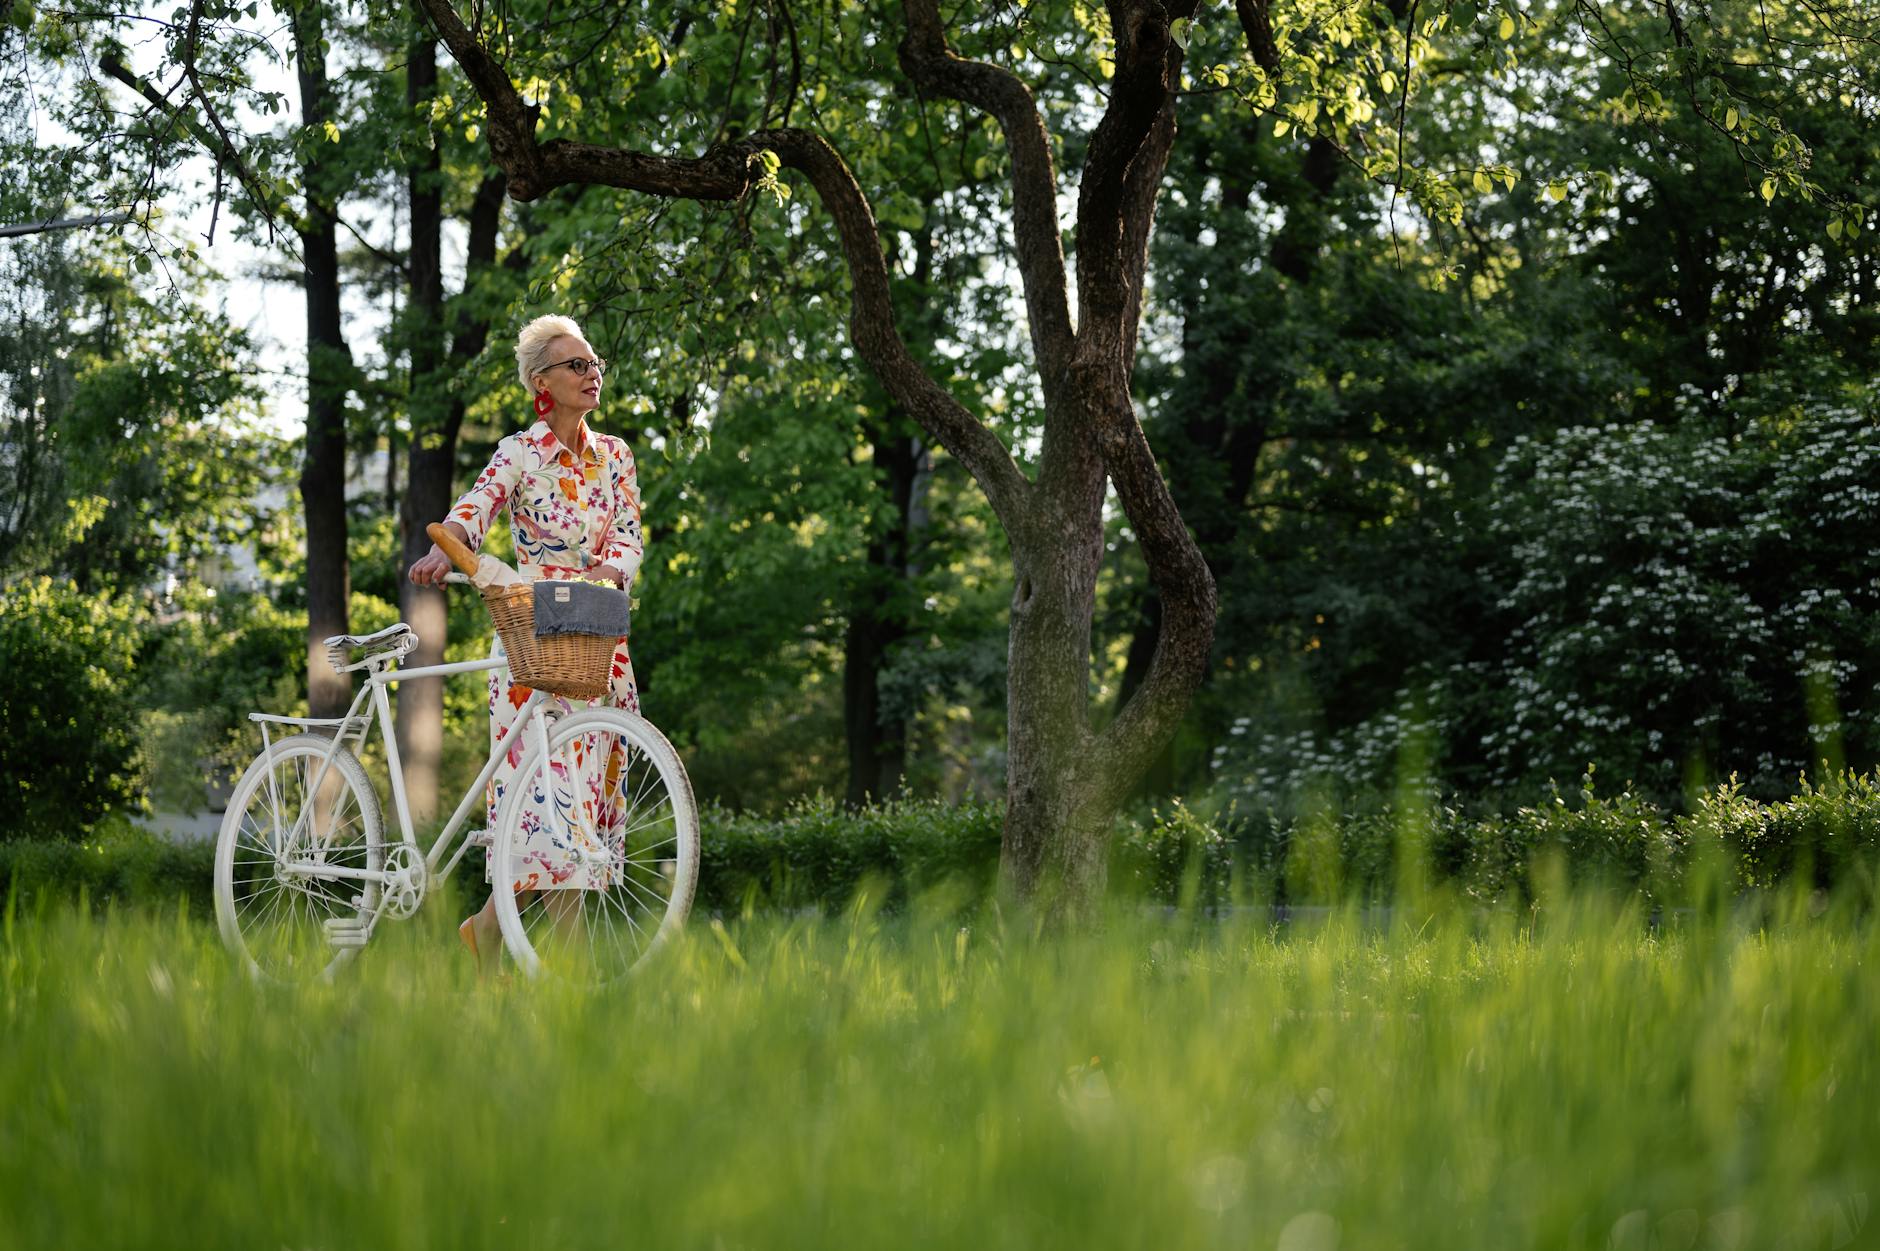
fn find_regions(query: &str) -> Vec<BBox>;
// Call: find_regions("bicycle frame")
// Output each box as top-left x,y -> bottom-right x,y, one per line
271,650 -> 553,904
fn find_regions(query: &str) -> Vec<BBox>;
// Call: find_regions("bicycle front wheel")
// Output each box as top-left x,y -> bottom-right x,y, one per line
213,734 -> 385,982
490,709 -> 699,983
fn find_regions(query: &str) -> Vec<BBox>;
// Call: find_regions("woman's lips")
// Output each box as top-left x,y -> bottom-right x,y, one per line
583,387 -> 599,398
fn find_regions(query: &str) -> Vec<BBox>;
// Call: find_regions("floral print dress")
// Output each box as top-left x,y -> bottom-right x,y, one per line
447,417 -> 644,891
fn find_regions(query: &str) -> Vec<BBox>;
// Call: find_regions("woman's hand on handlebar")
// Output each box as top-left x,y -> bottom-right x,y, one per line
409,547 -> 455,587
410,521 -> 471,587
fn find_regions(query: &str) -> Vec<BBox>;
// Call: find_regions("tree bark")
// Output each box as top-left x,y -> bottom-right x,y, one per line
394,26 -> 448,827
395,144 -> 512,833
293,2 -> 354,720
843,416 -> 922,808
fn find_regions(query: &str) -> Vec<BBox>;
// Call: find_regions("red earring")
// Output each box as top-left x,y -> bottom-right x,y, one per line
534,390 -> 554,416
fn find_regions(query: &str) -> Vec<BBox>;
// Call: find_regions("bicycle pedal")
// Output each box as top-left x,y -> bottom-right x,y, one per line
323,916 -> 372,948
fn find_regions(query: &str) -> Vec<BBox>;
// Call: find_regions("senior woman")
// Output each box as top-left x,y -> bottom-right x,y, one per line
409,314 -> 644,972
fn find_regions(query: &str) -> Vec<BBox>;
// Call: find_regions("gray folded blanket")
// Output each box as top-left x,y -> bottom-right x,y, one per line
532,579 -> 631,638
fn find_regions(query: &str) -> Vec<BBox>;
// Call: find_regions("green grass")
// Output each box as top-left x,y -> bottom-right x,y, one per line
3,889 -> 1876,1250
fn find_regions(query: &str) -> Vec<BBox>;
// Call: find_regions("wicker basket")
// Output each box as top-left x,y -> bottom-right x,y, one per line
481,582 -> 617,700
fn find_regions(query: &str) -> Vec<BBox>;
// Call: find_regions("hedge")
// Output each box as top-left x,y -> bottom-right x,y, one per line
6,774 -> 1879,918
1113,771 -> 1880,909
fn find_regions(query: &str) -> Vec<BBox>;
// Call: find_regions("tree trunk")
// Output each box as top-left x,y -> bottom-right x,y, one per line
393,28 -> 449,826
845,204 -> 941,808
395,139 -> 513,834
843,417 -> 923,807
293,3 -> 354,720
1001,407 -> 1112,912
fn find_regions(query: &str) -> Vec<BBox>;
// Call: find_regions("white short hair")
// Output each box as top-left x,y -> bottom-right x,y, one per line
515,314 -> 586,395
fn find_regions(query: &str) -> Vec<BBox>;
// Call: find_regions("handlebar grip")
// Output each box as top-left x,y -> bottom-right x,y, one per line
426,523 -> 480,576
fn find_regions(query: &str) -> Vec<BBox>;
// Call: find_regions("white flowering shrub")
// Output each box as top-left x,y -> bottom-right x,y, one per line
1213,391 -> 1880,808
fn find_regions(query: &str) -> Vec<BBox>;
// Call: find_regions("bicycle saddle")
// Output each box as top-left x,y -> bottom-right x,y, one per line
324,622 -> 419,672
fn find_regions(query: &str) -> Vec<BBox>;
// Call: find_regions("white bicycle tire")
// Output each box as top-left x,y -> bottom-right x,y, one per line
213,734 -> 385,982
490,708 -> 699,982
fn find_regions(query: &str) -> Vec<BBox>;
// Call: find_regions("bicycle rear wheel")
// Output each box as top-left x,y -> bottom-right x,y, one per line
490,709 -> 699,983
213,734 -> 385,981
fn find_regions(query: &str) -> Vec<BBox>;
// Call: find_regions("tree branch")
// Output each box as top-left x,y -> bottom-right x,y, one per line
898,0 -> 1075,390
1089,394 -> 1217,800
1118,105 -> 1176,380
411,0 -> 1031,528
1234,0 -> 1282,73
1073,0 -> 1195,359
97,48 -> 291,248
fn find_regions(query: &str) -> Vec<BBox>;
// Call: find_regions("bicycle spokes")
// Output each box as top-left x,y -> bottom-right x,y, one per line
217,737 -> 384,982
498,713 -> 694,983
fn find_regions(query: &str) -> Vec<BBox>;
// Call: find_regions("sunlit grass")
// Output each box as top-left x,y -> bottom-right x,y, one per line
3,888 -> 1875,1249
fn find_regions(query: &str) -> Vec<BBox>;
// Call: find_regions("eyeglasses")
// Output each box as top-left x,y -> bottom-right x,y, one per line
546,356 -> 608,378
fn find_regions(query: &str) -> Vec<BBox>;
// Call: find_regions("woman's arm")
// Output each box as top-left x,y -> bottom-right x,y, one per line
448,439 -> 526,552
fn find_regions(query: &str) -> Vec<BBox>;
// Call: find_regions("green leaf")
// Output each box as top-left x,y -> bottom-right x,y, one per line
1724,107 -> 1739,131
1273,119 -> 1290,137
1498,14 -> 1515,39
1473,170 -> 1492,194
1827,219 -> 1843,241
1169,18 -> 1190,50
1760,178 -> 1778,202
1546,180 -> 1568,202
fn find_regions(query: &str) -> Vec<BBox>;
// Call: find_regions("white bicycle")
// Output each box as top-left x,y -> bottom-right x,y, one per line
213,573 -> 699,984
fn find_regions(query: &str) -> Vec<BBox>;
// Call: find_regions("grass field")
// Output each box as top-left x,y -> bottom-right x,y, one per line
2,888 -> 1874,1250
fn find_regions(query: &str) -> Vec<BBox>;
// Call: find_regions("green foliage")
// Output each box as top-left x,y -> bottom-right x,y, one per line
136,587 -> 308,815
1504,771 -> 1686,901
0,226 -> 284,590
0,578 -> 148,837
0,815 -> 212,912
1212,389 -> 1880,810
698,795 -> 1004,915
1686,772 -> 1880,892
1461,392 -> 1880,800
1120,769 -> 1880,911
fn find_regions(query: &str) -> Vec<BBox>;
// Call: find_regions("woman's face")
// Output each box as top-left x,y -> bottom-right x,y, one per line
531,333 -> 603,415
